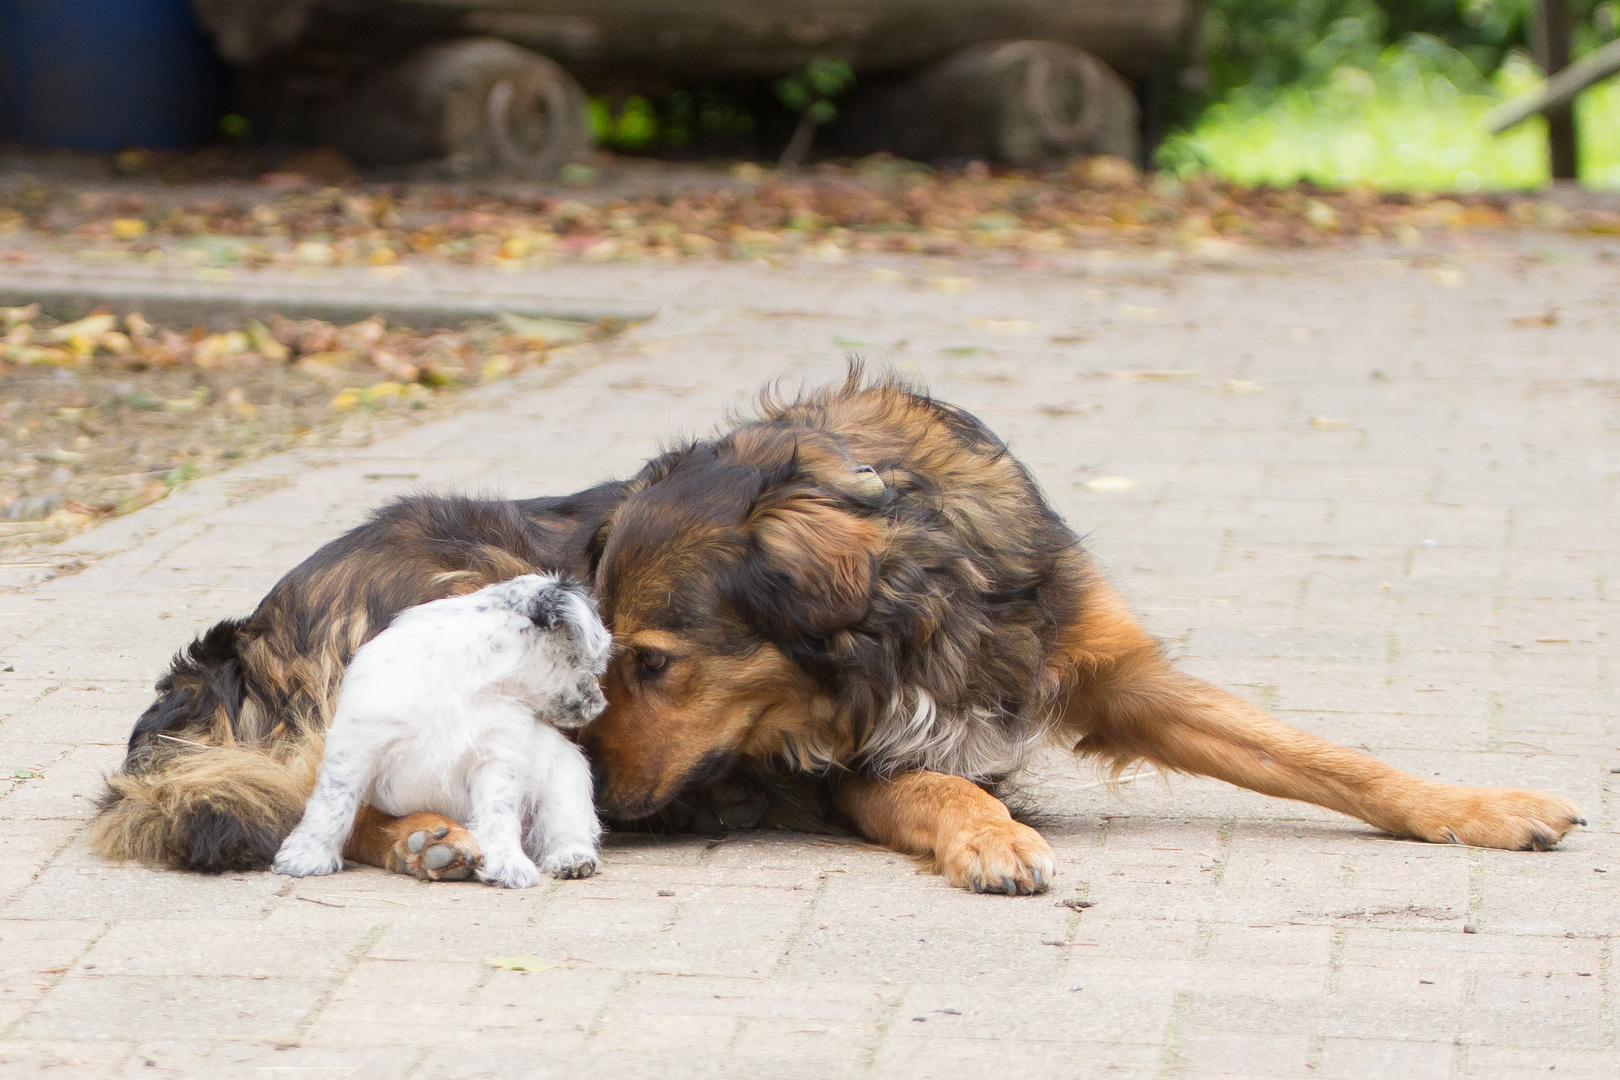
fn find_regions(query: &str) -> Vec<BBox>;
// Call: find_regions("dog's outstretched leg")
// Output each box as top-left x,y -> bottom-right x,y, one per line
1059,579 -> 1585,851
835,771 -> 1054,894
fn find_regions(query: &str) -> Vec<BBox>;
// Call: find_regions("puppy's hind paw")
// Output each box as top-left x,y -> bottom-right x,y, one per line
542,846 -> 600,880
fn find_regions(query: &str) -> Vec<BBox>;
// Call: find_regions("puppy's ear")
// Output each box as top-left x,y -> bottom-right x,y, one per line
528,589 -> 564,631
739,493 -> 880,636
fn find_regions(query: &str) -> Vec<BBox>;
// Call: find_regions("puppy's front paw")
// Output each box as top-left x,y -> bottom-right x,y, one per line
937,819 -> 1054,895
477,853 -> 543,889
541,846 -> 600,880
272,833 -> 344,878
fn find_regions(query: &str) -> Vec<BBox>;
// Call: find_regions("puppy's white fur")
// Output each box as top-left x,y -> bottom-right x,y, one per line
272,573 -> 610,887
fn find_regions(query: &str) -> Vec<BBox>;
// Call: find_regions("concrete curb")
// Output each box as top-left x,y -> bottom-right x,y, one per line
0,267 -> 659,329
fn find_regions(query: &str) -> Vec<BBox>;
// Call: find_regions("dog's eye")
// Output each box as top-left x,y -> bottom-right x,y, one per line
637,651 -> 668,677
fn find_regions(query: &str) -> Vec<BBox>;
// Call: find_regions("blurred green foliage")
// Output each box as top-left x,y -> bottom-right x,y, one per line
1204,1 -> 1615,96
774,59 -> 856,126
1162,39 -> 1620,189
590,90 -> 757,150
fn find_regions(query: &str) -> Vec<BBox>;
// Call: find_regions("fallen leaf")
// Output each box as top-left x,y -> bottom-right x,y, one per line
497,312 -> 588,345
1118,370 -> 1197,381
966,318 -> 1034,335
1083,476 -> 1138,493
43,313 -> 117,344
110,218 -> 148,240
1,303 -> 38,328
486,956 -> 569,973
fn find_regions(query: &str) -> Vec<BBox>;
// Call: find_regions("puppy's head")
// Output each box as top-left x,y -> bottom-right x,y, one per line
505,574 -> 612,728
582,427 -> 886,818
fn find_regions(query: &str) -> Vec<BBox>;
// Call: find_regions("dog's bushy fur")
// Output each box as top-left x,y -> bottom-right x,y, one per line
94,368 -> 1584,878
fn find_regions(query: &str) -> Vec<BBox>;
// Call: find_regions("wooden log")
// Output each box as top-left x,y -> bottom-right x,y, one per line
199,0 -> 1191,79
1487,36 -> 1620,135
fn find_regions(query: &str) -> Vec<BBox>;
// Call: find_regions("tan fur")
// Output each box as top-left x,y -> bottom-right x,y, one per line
90,739 -> 321,865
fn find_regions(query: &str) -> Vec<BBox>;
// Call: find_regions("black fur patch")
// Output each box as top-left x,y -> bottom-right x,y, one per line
182,802 -> 279,873
128,619 -> 248,752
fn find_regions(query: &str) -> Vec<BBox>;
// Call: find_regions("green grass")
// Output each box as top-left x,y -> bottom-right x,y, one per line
1161,50 -> 1620,191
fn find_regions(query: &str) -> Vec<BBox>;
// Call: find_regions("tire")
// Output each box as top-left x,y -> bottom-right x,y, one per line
839,40 -> 1140,168
331,38 -> 592,178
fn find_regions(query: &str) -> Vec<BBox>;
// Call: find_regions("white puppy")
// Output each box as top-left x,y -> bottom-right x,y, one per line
272,573 -> 609,887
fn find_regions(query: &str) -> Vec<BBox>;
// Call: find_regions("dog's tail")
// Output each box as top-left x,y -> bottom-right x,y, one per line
88,619 -> 322,873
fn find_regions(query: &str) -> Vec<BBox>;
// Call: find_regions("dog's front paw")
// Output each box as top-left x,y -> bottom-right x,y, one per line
477,853 -> 543,889
272,833 -> 344,878
387,814 -> 484,882
1407,786 -> 1585,851
541,846 -> 600,880
937,819 -> 1054,895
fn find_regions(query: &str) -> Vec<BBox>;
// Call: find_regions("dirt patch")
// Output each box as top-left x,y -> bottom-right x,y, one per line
1,304 -> 615,553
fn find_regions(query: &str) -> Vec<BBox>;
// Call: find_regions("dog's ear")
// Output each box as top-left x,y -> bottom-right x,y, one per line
738,492 -> 880,636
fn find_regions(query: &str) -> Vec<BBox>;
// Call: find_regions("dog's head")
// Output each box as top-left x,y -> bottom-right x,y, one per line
582,423 -> 890,818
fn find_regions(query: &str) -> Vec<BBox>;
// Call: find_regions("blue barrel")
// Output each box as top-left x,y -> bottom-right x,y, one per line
0,0 -> 225,150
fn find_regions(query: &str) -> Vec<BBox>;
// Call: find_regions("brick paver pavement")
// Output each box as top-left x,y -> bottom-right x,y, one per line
1,239 -> 1616,1078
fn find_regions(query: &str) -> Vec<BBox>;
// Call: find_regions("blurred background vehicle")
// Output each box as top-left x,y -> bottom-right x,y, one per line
188,0 -> 1195,174
1,1 -> 1616,189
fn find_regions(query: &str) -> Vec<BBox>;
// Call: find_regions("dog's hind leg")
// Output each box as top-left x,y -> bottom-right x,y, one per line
835,771 -> 1054,894
1058,580 -> 1585,851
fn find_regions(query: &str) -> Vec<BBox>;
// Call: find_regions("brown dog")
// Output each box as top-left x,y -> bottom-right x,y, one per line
92,371 -> 1584,892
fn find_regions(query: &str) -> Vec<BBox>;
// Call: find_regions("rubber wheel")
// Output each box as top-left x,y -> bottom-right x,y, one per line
838,40 -> 1140,167
333,38 -> 592,178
